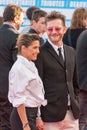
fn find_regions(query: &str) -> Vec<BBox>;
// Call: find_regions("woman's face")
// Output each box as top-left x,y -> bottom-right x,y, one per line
22,40 -> 40,61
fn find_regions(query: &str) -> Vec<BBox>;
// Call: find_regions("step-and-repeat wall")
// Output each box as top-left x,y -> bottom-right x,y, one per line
0,0 -> 87,31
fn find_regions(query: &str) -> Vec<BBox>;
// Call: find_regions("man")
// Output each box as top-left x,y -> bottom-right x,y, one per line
76,30 -> 87,130
0,4 -> 24,130
35,11 -> 80,130
21,6 -> 40,34
29,9 -> 47,46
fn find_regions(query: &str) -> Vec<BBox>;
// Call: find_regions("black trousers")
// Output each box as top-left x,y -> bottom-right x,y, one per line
0,96 -> 12,130
79,90 -> 87,130
10,107 -> 38,130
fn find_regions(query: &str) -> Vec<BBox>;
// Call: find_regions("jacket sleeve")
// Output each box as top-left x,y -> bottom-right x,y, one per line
35,51 -> 44,81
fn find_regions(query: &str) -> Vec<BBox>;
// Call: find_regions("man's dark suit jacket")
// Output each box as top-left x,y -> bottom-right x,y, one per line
0,23 -> 19,125
0,24 -> 19,96
77,30 -> 87,91
35,41 -> 80,122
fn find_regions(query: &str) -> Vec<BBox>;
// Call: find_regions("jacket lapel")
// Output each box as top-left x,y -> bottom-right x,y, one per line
63,44 -> 70,69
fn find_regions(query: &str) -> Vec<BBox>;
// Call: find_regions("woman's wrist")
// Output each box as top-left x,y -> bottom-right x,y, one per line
36,116 -> 41,120
23,122 -> 29,129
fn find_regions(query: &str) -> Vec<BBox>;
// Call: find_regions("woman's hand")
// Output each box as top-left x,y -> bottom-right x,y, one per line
36,117 -> 44,130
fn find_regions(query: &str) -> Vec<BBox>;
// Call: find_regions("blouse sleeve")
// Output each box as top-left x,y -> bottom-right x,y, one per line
8,69 -> 29,107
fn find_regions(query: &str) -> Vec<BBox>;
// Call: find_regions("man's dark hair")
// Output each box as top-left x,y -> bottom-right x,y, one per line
45,11 -> 66,26
26,6 -> 40,20
32,9 -> 47,22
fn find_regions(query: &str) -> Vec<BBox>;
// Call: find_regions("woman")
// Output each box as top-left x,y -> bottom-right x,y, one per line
63,7 -> 87,49
8,34 -> 47,130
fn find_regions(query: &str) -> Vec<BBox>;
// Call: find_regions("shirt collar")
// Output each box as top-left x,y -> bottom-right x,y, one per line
17,55 -> 37,74
48,38 -> 64,53
3,22 -> 17,31
17,55 -> 30,63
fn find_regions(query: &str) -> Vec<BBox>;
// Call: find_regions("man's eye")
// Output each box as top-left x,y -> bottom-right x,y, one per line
55,28 -> 61,32
47,28 -> 53,32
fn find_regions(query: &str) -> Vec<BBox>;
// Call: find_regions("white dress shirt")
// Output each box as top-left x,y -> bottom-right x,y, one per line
48,38 -> 64,59
8,55 -> 47,108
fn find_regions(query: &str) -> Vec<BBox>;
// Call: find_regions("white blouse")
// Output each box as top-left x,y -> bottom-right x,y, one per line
8,55 -> 47,108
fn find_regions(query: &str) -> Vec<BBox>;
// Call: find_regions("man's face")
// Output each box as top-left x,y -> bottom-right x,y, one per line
35,17 -> 46,34
46,19 -> 66,46
15,12 -> 24,30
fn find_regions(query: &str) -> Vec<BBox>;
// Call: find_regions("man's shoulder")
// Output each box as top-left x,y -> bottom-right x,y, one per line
77,29 -> 87,42
40,40 -> 49,48
64,44 -> 75,51
64,44 -> 76,56
80,29 -> 87,36
77,30 -> 87,49
29,28 -> 37,34
0,25 -> 19,37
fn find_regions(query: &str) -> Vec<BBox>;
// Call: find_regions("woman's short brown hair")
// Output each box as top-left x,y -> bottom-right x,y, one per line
16,34 -> 40,53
